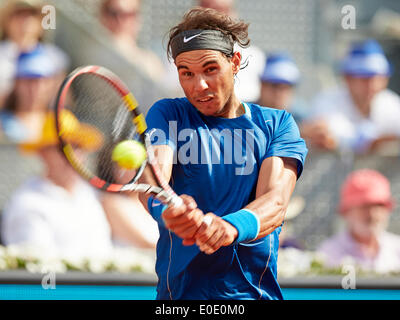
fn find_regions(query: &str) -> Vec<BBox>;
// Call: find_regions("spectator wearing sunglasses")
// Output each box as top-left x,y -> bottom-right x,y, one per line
99,0 -> 166,84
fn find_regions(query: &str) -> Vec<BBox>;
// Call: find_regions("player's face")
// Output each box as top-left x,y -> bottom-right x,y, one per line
345,203 -> 390,241
175,49 -> 241,117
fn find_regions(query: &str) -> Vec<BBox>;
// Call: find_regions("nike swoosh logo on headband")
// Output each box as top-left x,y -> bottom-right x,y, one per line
183,33 -> 202,43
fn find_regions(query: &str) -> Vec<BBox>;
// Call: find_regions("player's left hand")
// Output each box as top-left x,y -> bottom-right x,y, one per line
191,212 -> 238,255
162,194 -> 204,241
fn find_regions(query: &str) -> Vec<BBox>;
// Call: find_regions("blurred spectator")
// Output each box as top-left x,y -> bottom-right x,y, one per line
302,39 -> 400,153
1,111 -> 114,259
0,45 -> 56,143
279,196 -> 305,249
1,0 -> 44,51
99,0 -> 166,83
0,56 -> 14,109
198,0 -> 265,102
318,169 -> 400,273
95,138 -> 159,250
0,0 -> 69,107
101,193 -> 159,249
258,52 -> 308,124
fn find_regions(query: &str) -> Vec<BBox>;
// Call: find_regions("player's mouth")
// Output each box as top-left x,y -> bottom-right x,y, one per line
197,96 -> 213,103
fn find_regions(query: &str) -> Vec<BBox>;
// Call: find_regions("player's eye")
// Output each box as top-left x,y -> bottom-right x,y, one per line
180,71 -> 193,77
205,66 -> 217,74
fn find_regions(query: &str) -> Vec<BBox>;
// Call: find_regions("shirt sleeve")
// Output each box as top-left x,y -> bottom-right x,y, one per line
145,99 -> 178,151
264,111 -> 308,178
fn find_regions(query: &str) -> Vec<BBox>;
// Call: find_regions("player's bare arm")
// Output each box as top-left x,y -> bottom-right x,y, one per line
138,144 -> 174,211
195,156 -> 298,254
246,156 -> 298,239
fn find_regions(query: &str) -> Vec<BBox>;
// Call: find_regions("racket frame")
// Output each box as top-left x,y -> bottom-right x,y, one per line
54,65 -> 182,206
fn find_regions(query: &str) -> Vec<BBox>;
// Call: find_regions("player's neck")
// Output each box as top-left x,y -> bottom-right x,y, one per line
219,95 -> 243,119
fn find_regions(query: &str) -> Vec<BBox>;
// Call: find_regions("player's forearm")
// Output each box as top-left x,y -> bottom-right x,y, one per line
223,157 -> 297,243
244,189 -> 290,239
247,157 -> 298,240
138,144 -> 174,212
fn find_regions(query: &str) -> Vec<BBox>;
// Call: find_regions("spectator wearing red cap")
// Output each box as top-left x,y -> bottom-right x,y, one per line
318,169 -> 400,273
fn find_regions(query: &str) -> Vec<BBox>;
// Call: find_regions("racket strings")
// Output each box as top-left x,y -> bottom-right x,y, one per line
61,73 -> 141,185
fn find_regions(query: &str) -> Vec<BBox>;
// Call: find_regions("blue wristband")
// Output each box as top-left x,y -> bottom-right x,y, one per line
222,209 -> 260,244
147,197 -> 167,227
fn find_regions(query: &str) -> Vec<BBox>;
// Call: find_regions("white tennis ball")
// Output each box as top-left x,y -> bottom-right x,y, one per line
111,140 -> 147,170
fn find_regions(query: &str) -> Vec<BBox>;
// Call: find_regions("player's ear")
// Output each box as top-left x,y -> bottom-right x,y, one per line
231,51 -> 241,75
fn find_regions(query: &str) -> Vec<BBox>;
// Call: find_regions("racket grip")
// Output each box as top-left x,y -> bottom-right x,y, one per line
169,195 -> 183,208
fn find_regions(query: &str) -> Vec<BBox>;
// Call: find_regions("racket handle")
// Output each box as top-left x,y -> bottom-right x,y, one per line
202,214 -> 213,227
169,195 -> 183,208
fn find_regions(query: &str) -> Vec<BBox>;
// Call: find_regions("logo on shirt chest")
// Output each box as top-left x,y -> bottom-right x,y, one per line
150,122 -> 259,175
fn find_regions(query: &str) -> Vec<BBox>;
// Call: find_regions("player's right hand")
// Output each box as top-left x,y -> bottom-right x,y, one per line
193,212 -> 238,255
162,194 -> 204,243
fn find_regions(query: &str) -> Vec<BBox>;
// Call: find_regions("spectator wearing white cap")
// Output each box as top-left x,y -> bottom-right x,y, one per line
0,0 -> 69,109
302,39 -> 400,153
257,52 -> 307,124
0,45 -> 56,142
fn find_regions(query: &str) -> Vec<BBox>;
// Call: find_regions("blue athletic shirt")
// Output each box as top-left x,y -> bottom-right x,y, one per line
145,97 -> 307,300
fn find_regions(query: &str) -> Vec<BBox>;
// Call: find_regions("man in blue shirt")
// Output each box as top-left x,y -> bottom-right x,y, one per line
141,7 -> 307,300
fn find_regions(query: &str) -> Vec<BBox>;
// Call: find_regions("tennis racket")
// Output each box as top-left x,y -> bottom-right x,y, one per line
54,65 -> 182,207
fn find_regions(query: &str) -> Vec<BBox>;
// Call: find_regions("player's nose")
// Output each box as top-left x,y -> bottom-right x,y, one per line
194,75 -> 209,92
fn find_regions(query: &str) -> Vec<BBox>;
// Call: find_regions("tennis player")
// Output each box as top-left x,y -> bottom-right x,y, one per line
141,7 -> 307,300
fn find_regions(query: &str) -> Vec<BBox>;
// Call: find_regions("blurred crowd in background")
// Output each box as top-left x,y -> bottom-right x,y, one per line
0,0 -> 400,276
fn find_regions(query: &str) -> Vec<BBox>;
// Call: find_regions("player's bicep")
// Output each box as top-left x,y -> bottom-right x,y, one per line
255,156 -> 297,204
138,144 -> 174,210
153,144 -> 174,183
244,156 -> 298,238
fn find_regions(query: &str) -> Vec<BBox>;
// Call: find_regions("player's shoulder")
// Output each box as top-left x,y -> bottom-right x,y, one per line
151,97 -> 191,109
248,102 -> 295,126
248,102 -> 287,116
147,97 -> 192,117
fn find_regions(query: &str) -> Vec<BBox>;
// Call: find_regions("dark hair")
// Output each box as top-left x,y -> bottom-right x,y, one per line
167,7 -> 250,61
